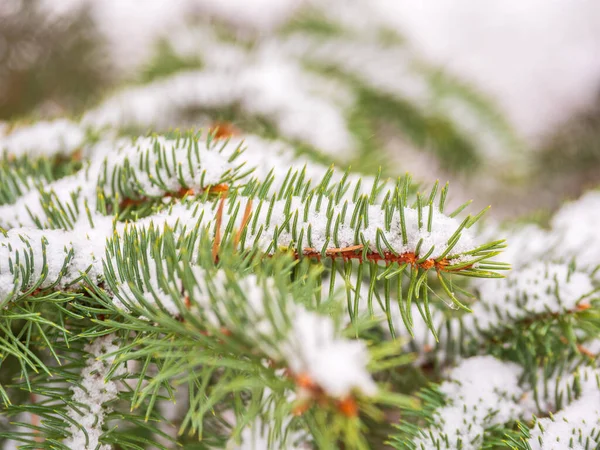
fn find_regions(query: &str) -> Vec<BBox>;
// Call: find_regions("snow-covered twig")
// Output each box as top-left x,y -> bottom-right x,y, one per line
63,334 -> 124,450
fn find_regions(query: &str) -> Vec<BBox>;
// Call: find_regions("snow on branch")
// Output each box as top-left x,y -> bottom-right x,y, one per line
82,60 -> 354,158
491,189 -> 600,274
205,190 -> 490,273
282,307 -> 377,399
0,163 -> 504,332
466,262 -> 596,334
0,131 -> 387,229
0,133 -> 243,228
111,257 -> 378,402
550,190 -> 600,272
108,258 -> 379,423
63,334 -> 124,450
0,220 -> 110,305
524,367 -> 600,450
0,119 -> 86,159
395,356 -> 533,450
191,270 -> 378,402
399,262 -> 597,364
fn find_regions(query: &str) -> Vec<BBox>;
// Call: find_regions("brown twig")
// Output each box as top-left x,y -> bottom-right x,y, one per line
234,198 -> 253,249
301,246 -> 453,272
118,184 -> 228,211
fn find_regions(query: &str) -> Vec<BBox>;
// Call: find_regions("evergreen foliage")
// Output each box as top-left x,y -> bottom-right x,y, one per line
0,3 -> 599,450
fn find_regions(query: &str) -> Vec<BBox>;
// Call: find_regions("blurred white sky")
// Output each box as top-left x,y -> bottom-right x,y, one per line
47,0 -> 600,144
372,0 -> 600,142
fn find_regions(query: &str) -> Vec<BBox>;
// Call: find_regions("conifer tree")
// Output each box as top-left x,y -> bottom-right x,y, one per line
0,3 -> 599,450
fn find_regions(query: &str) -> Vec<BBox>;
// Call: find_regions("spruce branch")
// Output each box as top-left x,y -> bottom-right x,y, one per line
0,130 -> 394,229
0,153 -> 82,207
62,334 -> 124,450
81,62 -> 354,159
465,262 -> 598,357
399,262 -> 599,369
0,132 -> 246,229
2,6 -> 599,449
0,333 -> 170,450
0,127 -> 506,340
390,356 -> 535,450
1,180 -> 505,337
87,235 -> 416,448
506,367 -> 600,450
0,127 -> 509,449
0,119 -> 86,160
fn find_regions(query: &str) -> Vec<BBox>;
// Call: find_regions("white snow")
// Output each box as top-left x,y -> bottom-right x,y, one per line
467,263 -> 594,333
0,134 -> 238,228
528,367 -> 600,450
551,190 -> 600,271
82,62 -> 354,159
0,184 -> 479,306
0,119 -> 85,159
282,307 -> 377,398
63,334 -> 124,450
0,220 -> 110,305
214,195 -> 477,261
414,356 -> 529,450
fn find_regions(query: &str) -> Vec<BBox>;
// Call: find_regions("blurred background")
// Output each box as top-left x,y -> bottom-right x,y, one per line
2,0 -> 600,222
